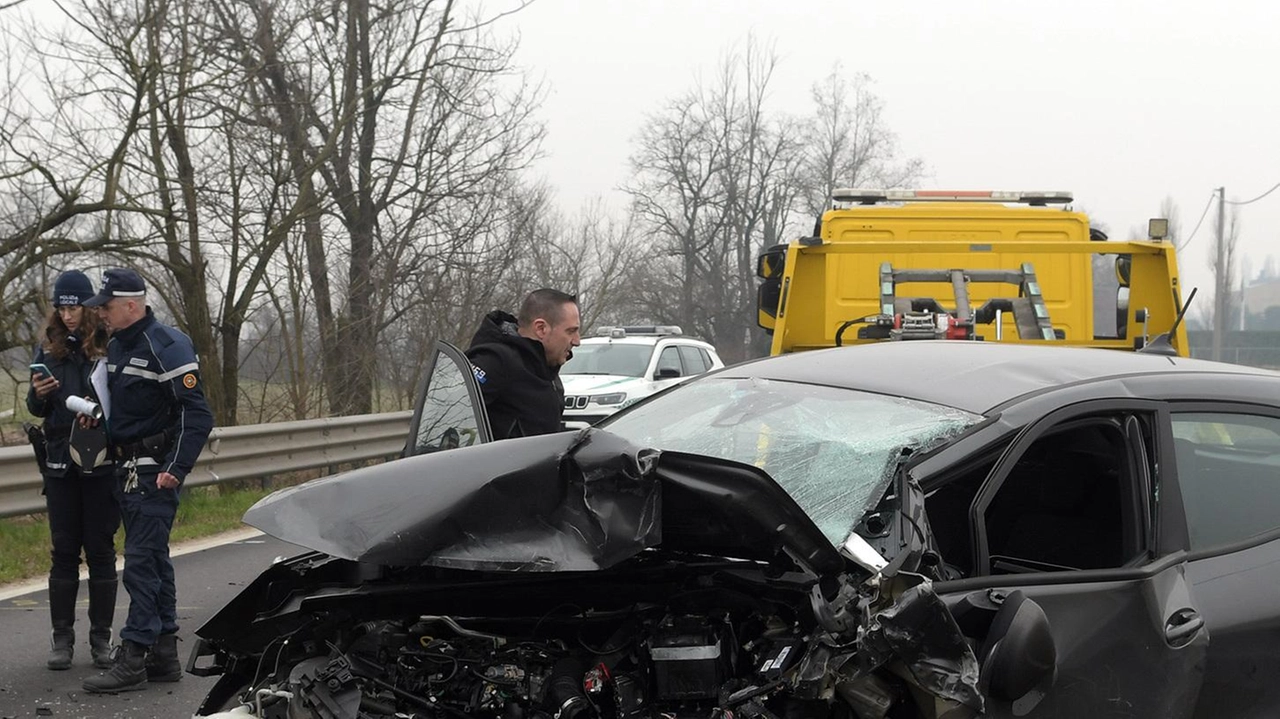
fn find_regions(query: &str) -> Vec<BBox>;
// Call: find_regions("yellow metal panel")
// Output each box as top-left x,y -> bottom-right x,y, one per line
765,199 -> 1185,355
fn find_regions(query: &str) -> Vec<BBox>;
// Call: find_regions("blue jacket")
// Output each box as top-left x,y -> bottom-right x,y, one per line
26,335 -> 111,478
104,309 -> 214,481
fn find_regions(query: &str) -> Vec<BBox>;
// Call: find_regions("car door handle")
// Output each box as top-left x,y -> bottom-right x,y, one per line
1164,608 -> 1204,647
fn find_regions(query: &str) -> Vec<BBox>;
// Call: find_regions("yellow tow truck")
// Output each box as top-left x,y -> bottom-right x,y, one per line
757,189 -> 1190,356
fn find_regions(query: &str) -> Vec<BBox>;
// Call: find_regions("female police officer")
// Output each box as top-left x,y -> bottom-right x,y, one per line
26,269 -> 119,671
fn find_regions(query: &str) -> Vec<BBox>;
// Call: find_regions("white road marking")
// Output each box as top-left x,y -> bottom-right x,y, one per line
0,526 -> 265,602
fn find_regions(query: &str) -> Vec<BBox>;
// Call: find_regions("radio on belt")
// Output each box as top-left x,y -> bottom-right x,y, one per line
646,614 -> 731,700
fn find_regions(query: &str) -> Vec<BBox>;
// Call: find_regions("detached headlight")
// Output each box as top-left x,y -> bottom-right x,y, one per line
590,392 -> 627,405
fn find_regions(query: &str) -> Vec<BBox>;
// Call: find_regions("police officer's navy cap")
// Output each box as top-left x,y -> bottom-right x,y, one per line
52,270 -> 94,307
83,268 -> 147,308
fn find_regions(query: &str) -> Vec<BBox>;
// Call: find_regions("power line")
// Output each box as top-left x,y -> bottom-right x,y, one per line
1225,181 -> 1280,206
1182,191 -> 1216,247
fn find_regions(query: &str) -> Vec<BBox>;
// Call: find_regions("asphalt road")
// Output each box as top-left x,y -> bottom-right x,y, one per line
0,530 -> 304,719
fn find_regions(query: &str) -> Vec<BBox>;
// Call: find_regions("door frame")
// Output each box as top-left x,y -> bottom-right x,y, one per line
404,340 -> 493,457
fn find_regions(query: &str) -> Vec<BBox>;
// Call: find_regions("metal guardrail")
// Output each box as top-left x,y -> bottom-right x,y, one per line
0,411 -> 412,519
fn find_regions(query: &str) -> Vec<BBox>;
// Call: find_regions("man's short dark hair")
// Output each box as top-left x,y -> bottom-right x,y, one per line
518,288 -> 578,328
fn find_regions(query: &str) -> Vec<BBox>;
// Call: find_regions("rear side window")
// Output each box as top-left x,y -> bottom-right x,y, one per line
1172,412 -> 1280,550
678,345 -> 709,374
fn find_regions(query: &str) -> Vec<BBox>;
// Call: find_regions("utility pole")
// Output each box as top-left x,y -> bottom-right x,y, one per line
1212,186 -> 1226,361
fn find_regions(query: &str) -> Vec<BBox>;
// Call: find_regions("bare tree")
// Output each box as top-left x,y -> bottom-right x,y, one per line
0,6 -> 158,353
801,65 -> 924,219
629,40 -> 897,362
505,187 -> 648,330
206,0 -> 542,416
626,86 -> 729,341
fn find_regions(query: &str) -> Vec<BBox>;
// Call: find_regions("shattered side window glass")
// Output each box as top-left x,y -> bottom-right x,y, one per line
605,378 -> 980,545
412,352 -> 483,454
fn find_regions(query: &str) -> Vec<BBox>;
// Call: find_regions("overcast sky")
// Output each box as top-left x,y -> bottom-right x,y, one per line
508,0 -> 1280,298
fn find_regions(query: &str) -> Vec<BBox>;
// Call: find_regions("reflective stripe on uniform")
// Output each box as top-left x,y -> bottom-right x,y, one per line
121,366 -> 160,381
158,362 -> 199,383
109,362 -> 199,383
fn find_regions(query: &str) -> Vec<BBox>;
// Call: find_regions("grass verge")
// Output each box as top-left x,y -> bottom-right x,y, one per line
0,480 -> 306,585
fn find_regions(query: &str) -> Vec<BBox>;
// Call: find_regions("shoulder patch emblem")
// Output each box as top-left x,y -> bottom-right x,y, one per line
471,364 -> 487,384
182,373 -> 198,389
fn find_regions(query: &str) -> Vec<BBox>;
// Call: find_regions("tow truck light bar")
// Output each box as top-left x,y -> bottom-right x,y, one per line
831,189 -> 1074,206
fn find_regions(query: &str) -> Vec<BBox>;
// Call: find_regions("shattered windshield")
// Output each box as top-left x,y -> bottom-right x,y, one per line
603,377 -> 980,545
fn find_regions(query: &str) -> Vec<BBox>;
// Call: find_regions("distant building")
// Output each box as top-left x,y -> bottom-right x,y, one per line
1242,275 -> 1280,330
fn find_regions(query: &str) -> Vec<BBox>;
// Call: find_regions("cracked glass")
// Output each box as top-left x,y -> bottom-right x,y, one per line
605,377 -> 980,544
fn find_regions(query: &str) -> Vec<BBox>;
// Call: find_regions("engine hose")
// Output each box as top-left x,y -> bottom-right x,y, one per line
418,616 -> 508,645
548,656 -> 592,719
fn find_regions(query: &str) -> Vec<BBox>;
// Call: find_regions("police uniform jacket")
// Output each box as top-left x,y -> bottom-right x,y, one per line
26,334 -> 111,478
466,310 -> 565,440
105,308 -> 214,480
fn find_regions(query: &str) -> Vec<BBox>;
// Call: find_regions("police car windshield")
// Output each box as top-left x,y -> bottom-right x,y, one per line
561,343 -> 653,378
603,377 -> 980,546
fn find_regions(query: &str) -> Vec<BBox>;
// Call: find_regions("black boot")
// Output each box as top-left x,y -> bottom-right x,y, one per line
47,578 -> 78,670
83,639 -> 148,693
87,578 -> 118,669
146,632 -> 183,682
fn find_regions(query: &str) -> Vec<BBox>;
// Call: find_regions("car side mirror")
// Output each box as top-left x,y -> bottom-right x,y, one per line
656,367 -> 681,379
979,590 -> 1057,702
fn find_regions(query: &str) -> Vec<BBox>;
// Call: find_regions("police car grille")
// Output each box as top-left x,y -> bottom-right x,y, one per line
564,395 -> 589,410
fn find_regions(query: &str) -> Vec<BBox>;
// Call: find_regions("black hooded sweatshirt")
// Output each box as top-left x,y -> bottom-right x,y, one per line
465,310 -> 565,440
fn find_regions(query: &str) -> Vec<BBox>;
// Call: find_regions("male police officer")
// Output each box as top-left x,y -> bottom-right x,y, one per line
81,268 -> 214,693
467,289 -> 581,440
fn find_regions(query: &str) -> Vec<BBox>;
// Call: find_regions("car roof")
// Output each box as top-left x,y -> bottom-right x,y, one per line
720,341 -> 1278,414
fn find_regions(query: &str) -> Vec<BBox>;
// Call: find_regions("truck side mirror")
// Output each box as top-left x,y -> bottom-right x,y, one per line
656,367 -> 681,379
756,245 -> 787,279
1114,255 -> 1132,288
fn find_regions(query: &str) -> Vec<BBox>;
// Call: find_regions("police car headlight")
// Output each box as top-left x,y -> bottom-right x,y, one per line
590,392 -> 627,405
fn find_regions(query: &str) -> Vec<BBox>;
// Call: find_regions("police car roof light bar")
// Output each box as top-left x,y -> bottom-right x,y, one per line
594,325 -> 683,338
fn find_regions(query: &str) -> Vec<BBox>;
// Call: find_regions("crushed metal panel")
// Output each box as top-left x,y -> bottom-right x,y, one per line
244,429 -> 662,571
856,573 -> 984,712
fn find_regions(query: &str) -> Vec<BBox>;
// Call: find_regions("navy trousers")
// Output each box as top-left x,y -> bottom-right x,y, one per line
116,469 -> 180,647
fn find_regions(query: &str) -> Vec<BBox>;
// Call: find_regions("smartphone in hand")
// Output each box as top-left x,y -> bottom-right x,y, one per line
30,363 -> 53,379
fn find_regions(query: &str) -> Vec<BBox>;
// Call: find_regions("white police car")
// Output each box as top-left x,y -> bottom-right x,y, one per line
560,326 -> 723,428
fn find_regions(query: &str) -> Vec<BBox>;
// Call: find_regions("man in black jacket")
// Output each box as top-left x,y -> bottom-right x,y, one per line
467,289 -> 580,440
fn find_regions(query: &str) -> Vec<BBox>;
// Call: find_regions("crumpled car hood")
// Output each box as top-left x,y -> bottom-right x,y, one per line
243,428 -> 846,574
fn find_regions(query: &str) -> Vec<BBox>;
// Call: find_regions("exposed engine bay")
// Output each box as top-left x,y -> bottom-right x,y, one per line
196,555 -> 986,719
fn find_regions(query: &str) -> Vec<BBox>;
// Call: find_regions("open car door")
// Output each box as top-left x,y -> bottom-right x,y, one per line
929,401 -> 1208,717
404,340 -> 492,457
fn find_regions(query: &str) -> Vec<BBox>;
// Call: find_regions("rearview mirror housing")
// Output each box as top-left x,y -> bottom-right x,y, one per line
979,590 -> 1057,702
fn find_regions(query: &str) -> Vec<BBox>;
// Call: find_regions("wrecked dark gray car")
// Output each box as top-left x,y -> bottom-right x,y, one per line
193,341 -> 1280,718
